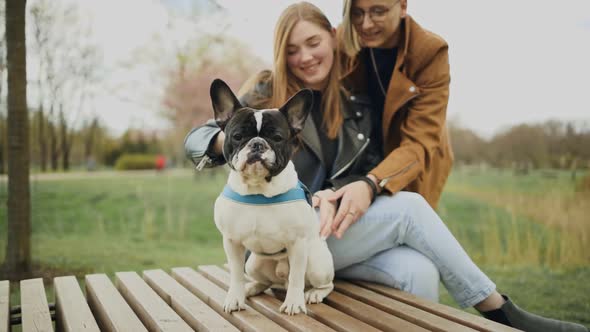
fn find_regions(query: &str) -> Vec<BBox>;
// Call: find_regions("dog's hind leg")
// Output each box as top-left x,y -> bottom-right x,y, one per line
245,254 -> 274,297
275,259 -> 289,281
304,281 -> 334,304
304,240 -> 335,304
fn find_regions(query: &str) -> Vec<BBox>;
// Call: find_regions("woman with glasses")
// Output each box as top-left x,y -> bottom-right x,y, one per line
330,1 -> 586,331
185,2 -> 587,331
331,0 -> 452,225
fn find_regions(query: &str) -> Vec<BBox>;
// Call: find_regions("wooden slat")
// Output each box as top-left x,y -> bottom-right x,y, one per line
199,265 -> 336,332
335,281 -> 478,332
115,272 -> 192,332
54,276 -> 100,332
143,269 -> 238,332
324,289 -> 428,332
0,281 -> 9,332
297,295 -> 383,332
20,278 -> 53,332
219,263 -> 383,332
223,264 -> 408,331
171,267 -> 287,332
85,274 -> 147,332
355,281 -> 521,332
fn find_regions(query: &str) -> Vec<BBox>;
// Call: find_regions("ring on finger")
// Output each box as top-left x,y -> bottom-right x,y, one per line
347,211 -> 357,217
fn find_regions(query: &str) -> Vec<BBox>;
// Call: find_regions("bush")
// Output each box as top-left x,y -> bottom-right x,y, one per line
114,154 -> 157,170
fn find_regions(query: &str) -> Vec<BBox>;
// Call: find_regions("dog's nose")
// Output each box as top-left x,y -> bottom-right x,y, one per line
251,141 -> 264,152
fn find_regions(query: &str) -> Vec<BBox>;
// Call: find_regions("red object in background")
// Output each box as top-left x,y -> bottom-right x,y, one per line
155,155 -> 166,171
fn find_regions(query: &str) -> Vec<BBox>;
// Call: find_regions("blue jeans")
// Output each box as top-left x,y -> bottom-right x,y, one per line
325,191 -> 496,308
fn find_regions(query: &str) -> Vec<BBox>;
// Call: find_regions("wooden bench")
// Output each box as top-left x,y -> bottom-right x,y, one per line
0,265 -> 521,332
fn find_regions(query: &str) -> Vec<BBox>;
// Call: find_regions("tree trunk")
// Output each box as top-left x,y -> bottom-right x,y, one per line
3,0 -> 31,278
59,107 -> 70,171
0,117 -> 5,174
38,106 -> 47,171
49,115 -> 59,171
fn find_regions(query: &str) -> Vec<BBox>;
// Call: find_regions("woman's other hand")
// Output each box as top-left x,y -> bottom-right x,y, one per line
312,189 -> 339,240
213,131 -> 225,155
328,181 -> 373,239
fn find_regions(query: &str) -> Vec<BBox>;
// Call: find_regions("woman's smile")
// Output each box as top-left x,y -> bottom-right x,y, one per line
301,62 -> 320,74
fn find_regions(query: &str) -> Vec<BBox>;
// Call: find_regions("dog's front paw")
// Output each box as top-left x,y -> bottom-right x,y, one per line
223,288 -> 246,313
279,293 -> 307,315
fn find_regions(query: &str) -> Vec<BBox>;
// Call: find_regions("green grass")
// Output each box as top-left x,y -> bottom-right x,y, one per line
437,168 -> 589,268
0,167 -> 588,328
1,169 -> 229,274
438,190 -> 553,265
446,167 -> 583,195
438,168 -> 590,327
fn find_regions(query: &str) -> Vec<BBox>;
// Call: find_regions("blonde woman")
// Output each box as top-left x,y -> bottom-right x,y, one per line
185,2 -> 587,331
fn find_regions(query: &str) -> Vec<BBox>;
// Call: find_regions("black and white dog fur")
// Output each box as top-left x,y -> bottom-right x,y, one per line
210,79 -> 334,315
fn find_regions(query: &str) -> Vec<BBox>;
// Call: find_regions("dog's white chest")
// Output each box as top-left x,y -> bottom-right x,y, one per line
214,196 -> 317,253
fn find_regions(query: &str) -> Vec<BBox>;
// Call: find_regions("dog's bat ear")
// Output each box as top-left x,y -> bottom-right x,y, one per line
279,88 -> 314,136
210,79 -> 242,130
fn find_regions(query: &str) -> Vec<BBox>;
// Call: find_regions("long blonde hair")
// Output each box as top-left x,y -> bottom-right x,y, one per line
269,2 -> 343,139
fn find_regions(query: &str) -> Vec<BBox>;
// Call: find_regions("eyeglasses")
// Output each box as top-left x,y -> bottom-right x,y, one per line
350,1 -> 400,25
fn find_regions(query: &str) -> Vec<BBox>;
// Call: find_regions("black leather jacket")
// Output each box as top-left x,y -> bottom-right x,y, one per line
184,82 -> 382,193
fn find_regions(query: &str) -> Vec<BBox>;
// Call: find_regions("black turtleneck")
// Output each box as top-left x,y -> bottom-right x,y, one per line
364,47 -> 397,152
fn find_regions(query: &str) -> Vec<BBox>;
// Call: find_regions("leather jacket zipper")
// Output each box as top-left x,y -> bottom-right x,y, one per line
378,160 -> 418,187
330,138 -> 371,180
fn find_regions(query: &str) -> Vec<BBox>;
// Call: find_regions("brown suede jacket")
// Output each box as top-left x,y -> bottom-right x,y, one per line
342,15 -> 454,209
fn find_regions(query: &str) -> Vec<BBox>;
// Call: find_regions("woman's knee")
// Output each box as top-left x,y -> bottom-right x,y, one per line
374,191 -> 430,217
379,192 -> 436,231
395,191 -> 429,211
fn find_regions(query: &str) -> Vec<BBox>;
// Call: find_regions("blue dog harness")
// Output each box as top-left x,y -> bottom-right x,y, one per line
221,181 -> 312,206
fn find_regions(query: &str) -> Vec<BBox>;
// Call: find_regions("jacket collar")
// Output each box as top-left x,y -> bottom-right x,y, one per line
299,115 -> 324,165
397,15 -> 411,71
381,16 -> 421,143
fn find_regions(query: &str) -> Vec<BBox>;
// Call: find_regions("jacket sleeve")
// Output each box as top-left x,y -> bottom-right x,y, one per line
327,138 -> 382,190
326,175 -> 364,191
183,120 -> 226,169
370,45 -> 450,194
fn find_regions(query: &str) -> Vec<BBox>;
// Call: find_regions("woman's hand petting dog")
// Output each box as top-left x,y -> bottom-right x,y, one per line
328,181 -> 373,239
312,189 -> 339,239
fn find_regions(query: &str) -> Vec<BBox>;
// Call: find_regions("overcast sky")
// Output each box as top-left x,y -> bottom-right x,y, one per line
78,0 -> 590,138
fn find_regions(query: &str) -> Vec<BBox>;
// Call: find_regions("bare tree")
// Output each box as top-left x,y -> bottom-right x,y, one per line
29,0 -> 67,171
29,0 -> 101,171
83,116 -> 100,163
30,3 -> 48,170
0,0 -> 6,175
2,0 -> 31,278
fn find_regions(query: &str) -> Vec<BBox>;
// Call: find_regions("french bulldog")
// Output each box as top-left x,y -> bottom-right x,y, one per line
210,79 -> 334,315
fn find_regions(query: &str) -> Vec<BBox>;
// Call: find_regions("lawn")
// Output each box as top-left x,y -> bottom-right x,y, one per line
0,167 -> 588,327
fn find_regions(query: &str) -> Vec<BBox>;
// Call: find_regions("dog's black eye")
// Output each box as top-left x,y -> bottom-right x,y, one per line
232,133 -> 243,141
272,134 -> 283,142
